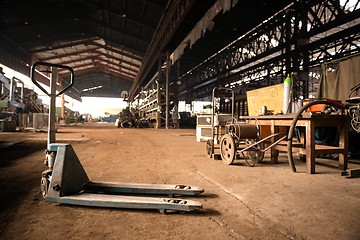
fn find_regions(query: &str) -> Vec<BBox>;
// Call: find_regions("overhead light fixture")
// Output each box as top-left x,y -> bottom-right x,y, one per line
120,8 -> 126,18
82,85 -> 103,92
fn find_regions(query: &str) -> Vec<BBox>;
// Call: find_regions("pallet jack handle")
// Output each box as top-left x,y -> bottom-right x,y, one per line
30,62 -> 75,146
30,61 -> 74,96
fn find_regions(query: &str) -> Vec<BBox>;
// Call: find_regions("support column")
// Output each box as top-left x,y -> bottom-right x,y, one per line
299,8 -> 310,99
61,77 -> 65,121
156,79 -> 161,129
165,52 -> 170,129
156,55 -> 163,129
285,17 -> 292,74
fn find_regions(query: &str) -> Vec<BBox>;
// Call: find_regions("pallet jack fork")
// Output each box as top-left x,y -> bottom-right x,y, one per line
32,62 -> 204,213
41,143 -> 203,213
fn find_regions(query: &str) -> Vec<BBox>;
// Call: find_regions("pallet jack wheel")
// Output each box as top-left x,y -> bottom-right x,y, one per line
220,134 -> 236,165
206,139 -> 214,158
41,177 -> 49,198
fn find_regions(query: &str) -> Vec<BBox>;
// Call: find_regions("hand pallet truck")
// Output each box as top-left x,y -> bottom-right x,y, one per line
31,62 -> 204,213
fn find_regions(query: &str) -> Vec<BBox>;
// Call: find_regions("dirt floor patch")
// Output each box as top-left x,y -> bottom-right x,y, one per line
1,123 -> 359,239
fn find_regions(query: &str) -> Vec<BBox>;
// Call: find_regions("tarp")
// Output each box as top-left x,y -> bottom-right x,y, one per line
316,55 -> 360,102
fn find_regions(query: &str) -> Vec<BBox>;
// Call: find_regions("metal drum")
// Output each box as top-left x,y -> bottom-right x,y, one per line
227,123 -> 258,139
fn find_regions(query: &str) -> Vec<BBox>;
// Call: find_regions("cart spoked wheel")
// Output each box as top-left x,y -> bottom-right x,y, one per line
206,139 -> 214,158
220,134 -> 236,165
40,177 -> 49,198
244,139 -> 264,167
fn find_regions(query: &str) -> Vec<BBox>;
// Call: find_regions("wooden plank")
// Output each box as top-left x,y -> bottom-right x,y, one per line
246,84 -> 284,116
314,145 -> 346,155
341,169 -> 360,178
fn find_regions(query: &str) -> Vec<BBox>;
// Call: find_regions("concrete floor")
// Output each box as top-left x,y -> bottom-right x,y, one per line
0,123 -> 359,240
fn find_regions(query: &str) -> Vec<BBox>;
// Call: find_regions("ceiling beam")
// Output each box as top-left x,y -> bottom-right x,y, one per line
18,32 -> 92,46
84,18 -> 151,45
20,30 -> 146,58
92,49 -> 141,68
96,59 -> 138,75
45,50 -> 140,70
97,64 -> 137,78
80,0 -> 157,31
90,41 -> 143,62
62,64 -> 135,82
140,0 -> 167,10
31,39 -> 143,63
29,38 -> 97,53
49,54 -> 100,66
61,61 -> 98,71
58,60 -> 137,79
54,53 -> 139,75
58,57 -> 137,76
93,34 -> 146,57
38,47 -> 100,61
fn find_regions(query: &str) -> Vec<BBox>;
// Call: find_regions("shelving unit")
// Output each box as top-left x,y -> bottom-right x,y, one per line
134,73 -> 166,128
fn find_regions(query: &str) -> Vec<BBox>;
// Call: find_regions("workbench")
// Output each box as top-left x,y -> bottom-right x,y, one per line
239,114 -> 350,174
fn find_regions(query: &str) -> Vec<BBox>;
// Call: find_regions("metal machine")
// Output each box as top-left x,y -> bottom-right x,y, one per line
205,87 -> 276,166
32,62 -> 204,213
346,83 -> 360,133
205,87 -> 235,160
219,122 -> 286,166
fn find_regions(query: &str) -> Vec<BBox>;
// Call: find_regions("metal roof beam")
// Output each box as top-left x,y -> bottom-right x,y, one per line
65,64 -> 135,82
130,0 -> 195,98
89,41 -> 143,62
80,1 -> 157,31
97,63 -> 137,78
20,31 -> 145,58
96,59 -> 138,75
58,60 -> 137,79
84,18 -> 151,45
39,47 -> 100,61
32,39 -> 144,63
29,39 -> 97,53
53,54 -> 100,66
60,61 -> 98,72
92,49 -> 141,68
140,0 -> 167,10
17,32 -> 92,46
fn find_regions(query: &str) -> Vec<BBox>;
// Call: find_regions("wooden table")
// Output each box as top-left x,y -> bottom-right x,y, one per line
239,113 -> 350,174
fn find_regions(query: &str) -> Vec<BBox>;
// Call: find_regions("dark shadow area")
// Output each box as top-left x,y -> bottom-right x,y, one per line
0,141 -> 46,167
0,141 -> 46,233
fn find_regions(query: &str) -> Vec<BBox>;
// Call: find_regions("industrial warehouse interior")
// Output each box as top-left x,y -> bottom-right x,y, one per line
0,0 -> 360,239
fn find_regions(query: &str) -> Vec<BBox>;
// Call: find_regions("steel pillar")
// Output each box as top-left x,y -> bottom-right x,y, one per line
165,52 -> 170,129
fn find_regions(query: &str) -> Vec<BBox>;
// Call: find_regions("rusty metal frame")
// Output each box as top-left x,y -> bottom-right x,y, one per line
178,0 -> 360,101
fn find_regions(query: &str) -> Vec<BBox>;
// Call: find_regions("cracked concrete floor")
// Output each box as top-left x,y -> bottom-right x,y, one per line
0,123 -> 359,240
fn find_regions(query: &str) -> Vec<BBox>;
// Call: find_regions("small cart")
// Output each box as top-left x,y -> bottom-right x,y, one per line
206,88 -> 270,166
